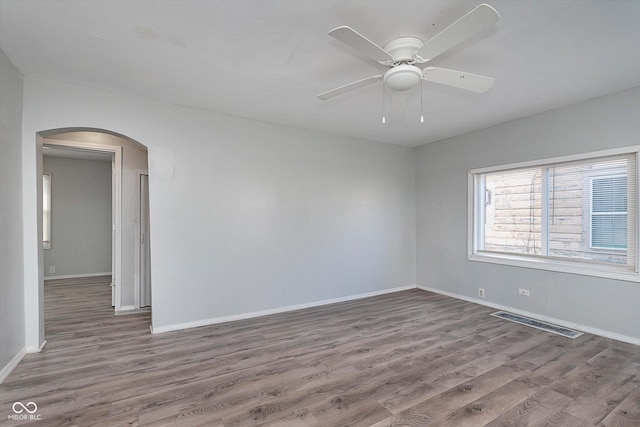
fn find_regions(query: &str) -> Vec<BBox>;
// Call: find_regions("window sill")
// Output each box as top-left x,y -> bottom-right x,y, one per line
469,251 -> 640,283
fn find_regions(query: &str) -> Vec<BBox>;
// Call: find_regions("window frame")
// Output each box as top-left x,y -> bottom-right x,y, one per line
468,146 -> 640,283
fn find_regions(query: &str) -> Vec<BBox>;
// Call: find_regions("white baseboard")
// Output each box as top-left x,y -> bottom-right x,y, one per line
151,285 -> 417,334
418,285 -> 640,346
116,305 -> 138,314
26,340 -> 47,353
0,347 -> 26,384
44,272 -> 112,281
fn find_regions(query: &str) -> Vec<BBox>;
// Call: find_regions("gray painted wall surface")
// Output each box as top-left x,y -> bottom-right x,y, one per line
43,156 -> 112,278
21,76 -> 416,335
149,125 -> 417,328
416,86 -> 640,340
0,49 -> 25,375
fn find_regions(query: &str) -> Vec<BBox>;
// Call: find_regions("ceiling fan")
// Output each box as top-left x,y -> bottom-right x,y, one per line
317,4 -> 500,101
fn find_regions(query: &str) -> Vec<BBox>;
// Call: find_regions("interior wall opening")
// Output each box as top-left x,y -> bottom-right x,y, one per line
36,128 -> 150,344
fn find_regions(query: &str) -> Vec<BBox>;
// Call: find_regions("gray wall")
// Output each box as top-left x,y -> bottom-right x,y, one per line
0,49 -> 25,378
150,125 -> 417,329
416,86 -> 640,340
43,156 -> 112,278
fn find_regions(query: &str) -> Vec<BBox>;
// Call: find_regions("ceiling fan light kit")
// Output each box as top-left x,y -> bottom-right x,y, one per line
318,3 -> 501,118
383,64 -> 423,91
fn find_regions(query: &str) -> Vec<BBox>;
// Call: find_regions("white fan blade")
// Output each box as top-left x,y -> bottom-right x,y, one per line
317,75 -> 383,100
415,4 -> 500,62
329,26 -> 394,64
422,67 -> 495,93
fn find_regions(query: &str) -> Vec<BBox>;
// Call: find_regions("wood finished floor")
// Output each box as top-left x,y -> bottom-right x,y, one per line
1,277 -> 639,426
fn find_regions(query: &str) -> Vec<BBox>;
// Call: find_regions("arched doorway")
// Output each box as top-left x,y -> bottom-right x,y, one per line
36,128 -> 151,343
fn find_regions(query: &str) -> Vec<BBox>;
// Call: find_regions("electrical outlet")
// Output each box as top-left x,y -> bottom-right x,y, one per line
49,266 -> 55,273
478,288 -> 485,298
519,288 -> 530,297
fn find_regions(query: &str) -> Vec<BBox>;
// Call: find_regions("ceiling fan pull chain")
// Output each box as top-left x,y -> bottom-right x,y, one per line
420,79 -> 425,123
382,84 -> 386,124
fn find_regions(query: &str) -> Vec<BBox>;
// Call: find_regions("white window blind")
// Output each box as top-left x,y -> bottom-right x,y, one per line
470,147 -> 639,281
591,175 -> 627,250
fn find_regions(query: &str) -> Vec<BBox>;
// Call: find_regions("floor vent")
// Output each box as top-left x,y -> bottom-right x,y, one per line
491,311 -> 583,339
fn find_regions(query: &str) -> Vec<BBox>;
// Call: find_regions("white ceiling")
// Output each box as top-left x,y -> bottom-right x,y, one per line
1,0 -> 639,148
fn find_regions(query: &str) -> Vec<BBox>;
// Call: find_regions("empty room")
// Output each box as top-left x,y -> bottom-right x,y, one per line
1,1 -> 639,425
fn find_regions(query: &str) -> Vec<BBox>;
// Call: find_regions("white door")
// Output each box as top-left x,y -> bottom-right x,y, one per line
140,174 -> 152,307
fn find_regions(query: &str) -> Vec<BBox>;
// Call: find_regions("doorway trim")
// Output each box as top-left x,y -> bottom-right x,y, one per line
42,139 -> 124,312
134,169 -> 150,309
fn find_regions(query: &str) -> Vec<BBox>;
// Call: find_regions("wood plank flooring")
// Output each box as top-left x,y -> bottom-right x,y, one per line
1,276 -> 639,426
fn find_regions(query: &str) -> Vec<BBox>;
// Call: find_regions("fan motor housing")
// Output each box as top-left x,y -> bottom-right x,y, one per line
383,64 -> 423,91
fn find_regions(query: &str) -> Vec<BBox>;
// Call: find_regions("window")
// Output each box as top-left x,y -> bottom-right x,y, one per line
469,147 -> 639,282
43,172 -> 51,249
